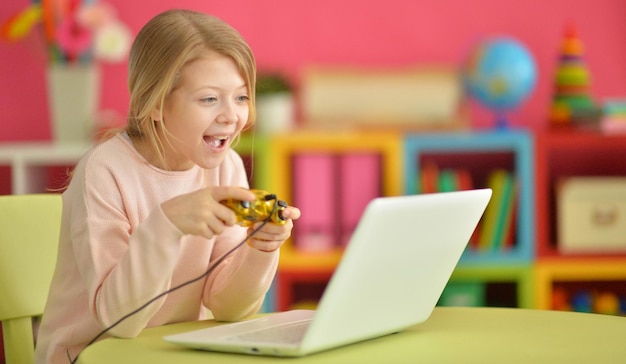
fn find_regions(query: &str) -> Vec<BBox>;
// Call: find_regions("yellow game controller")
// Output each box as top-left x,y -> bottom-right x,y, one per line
221,189 -> 287,227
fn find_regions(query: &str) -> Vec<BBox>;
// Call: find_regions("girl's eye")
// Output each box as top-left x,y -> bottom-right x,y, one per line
236,95 -> 250,102
202,96 -> 218,103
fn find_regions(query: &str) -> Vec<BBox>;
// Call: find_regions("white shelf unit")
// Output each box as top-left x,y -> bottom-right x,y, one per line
0,142 -> 90,194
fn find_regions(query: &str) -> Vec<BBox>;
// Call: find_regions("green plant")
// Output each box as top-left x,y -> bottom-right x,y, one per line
256,73 -> 292,94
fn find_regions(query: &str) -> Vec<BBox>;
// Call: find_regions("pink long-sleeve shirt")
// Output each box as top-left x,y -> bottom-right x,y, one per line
35,133 -> 279,364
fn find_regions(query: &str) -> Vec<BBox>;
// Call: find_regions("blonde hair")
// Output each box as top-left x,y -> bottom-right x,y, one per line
125,9 -> 257,168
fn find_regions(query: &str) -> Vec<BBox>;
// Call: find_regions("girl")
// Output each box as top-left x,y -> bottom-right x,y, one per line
35,9 -> 300,363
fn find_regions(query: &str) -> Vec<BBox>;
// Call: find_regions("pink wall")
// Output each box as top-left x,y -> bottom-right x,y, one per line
1,0 -> 625,141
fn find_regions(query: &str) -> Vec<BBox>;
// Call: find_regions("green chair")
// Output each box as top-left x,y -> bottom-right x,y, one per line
0,194 -> 62,364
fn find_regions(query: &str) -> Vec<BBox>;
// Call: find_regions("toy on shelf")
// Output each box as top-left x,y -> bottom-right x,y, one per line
552,289 -> 626,316
549,24 -> 601,128
601,99 -> 626,134
462,36 -> 537,130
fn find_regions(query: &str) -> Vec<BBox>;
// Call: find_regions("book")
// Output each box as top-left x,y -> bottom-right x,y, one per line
419,162 -> 439,194
455,169 -> 474,191
339,153 -> 381,246
454,169 -> 479,248
292,153 -> 336,252
438,169 -> 458,192
478,170 -> 513,251
502,193 -> 517,250
492,173 -> 516,251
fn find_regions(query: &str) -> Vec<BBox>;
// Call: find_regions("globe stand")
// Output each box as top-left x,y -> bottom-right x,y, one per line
494,111 -> 510,131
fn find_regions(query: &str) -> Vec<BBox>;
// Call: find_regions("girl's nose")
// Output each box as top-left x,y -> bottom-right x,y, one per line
216,101 -> 238,124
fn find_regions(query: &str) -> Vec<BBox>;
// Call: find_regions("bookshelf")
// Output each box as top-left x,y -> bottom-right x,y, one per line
535,130 -> 626,259
535,259 -> 626,313
402,131 -> 534,308
5,130 -> 623,315
446,265 -> 535,308
262,130 -> 539,310
534,129 -> 626,314
403,131 -> 535,264
266,130 -> 403,311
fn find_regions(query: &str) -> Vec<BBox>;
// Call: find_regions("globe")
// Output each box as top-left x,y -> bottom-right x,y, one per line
462,37 -> 537,129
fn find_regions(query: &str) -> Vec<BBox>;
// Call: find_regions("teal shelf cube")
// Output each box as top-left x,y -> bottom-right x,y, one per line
439,281 -> 486,307
403,131 -> 535,265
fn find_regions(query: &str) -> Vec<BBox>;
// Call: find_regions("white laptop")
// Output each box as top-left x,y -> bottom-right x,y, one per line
164,188 -> 492,357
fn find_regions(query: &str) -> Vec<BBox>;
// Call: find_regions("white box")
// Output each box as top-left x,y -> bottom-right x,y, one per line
300,66 -> 466,130
558,177 -> 626,253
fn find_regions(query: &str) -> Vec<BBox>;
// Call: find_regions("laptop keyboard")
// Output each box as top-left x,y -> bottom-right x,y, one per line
228,320 -> 311,345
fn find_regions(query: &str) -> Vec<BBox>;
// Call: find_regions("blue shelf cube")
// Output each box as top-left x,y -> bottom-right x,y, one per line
403,131 -> 535,264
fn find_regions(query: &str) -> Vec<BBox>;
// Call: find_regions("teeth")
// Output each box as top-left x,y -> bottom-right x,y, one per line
206,135 -> 229,148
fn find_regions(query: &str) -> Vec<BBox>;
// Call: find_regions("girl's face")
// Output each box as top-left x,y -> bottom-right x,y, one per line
156,52 -> 249,171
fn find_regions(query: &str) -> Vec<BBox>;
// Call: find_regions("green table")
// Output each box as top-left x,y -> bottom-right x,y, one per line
77,307 -> 626,363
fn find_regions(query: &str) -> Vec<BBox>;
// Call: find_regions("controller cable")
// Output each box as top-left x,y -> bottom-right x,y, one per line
67,198 -> 280,364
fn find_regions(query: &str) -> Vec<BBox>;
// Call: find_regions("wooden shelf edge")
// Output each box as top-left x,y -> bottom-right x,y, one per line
278,247 -> 343,271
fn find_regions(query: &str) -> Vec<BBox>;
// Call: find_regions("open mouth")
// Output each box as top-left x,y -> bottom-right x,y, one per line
204,135 -> 230,149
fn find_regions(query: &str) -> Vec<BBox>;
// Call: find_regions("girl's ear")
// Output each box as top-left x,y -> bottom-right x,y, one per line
150,108 -> 162,122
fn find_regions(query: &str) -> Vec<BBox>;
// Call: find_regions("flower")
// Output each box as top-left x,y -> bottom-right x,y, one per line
93,21 -> 132,62
1,1 -> 131,64
56,16 -> 93,58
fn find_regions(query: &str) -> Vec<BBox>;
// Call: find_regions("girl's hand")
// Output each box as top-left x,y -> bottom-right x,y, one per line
161,186 -> 256,239
247,206 -> 301,252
